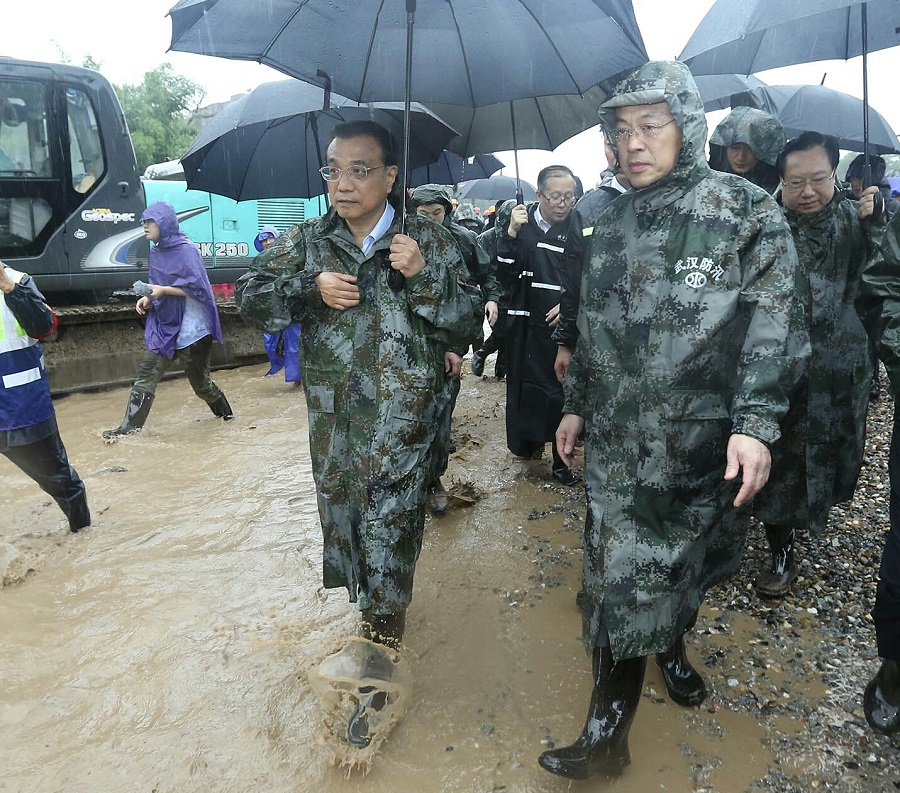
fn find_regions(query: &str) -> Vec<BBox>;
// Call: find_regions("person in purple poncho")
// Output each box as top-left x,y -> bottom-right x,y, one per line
103,201 -> 233,439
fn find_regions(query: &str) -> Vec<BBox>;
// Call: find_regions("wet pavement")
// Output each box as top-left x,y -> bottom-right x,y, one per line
1,363 -> 899,792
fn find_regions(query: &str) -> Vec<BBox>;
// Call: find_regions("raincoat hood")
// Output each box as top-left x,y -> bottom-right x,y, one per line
598,61 -> 709,211
410,184 -> 453,210
709,107 -> 785,169
141,201 -> 192,249
254,225 -> 280,253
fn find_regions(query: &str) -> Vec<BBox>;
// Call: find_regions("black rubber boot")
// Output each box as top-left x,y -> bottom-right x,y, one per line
656,633 -> 707,707
865,659 -> 900,735
209,394 -> 234,420
494,347 -> 507,380
64,488 -> 91,533
551,442 -> 582,487
348,610 -> 407,748
755,525 -> 798,598
102,389 -> 154,439
538,646 -> 646,780
426,478 -> 450,514
470,348 -> 487,377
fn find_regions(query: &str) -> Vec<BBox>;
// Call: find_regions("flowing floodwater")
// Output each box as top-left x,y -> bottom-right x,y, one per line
1,366 -> 797,792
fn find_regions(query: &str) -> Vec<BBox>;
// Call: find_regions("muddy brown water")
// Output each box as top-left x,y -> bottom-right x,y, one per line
2,366 -> 808,792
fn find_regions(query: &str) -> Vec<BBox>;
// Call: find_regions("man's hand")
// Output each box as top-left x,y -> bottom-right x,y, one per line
316,271 -> 360,310
546,303 -> 561,327
555,413 -> 585,467
445,351 -> 463,377
485,300 -> 499,326
554,345 -> 573,384
858,185 -> 880,220
507,204 -> 528,237
0,260 -> 15,294
136,296 -> 152,315
724,433 -> 771,507
389,234 -> 426,278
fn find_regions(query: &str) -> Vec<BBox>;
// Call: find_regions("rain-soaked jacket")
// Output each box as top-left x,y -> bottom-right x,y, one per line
753,193 -> 874,534
236,205 -> 480,615
566,62 -> 807,661
709,107 -> 785,195
859,211 -> 900,393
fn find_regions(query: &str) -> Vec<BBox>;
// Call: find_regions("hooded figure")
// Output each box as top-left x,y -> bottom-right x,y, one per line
709,106 -> 785,194
103,201 -> 232,438
410,184 -> 499,512
538,62 -> 807,781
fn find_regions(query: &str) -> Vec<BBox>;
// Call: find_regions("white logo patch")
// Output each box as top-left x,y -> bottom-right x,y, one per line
684,271 -> 707,288
674,255 -> 724,288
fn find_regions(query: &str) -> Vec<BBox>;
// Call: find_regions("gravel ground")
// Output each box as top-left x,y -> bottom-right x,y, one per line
518,379 -> 900,792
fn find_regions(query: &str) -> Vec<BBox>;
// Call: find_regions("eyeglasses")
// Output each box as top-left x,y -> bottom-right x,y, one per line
319,164 -> 387,182
610,118 -> 677,144
781,172 -> 836,192
539,192 -> 577,206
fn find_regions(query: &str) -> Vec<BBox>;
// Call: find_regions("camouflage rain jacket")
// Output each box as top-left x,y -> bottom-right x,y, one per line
753,193 -> 875,534
709,107 -> 785,195
236,204 -> 480,615
566,61 -> 807,660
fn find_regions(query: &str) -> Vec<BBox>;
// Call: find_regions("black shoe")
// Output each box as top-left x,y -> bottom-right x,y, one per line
755,526 -> 798,599
553,466 -> 582,487
865,659 -> 900,735
655,635 -> 706,707
538,648 -> 646,780
471,349 -> 487,377
426,479 -> 450,514
209,394 -> 234,421
66,488 -> 91,533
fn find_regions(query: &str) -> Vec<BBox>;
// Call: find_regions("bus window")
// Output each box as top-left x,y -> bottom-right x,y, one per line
66,87 -> 105,194
0,80 -> 50,177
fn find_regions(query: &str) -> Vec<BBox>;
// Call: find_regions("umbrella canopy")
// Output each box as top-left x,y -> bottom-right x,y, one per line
407,152 -> 502,188
169,0 -> 648,106
456,175 -> 536,202
730,84 -> 900,154
179,79 -> 459,201
680,0 -> 900,76
424,86 -> 610,158
694,74 -> 768,112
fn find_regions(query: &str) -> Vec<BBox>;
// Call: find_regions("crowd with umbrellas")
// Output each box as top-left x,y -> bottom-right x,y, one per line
164,0 -> 900,780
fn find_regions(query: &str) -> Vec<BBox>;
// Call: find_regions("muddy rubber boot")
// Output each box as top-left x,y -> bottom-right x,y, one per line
348,610 -> 407,748
538,646 -> 647,780
426,478 -> 450,514
209,394 -> 234,421
865,659 -> 900,735
656,634 -> 707,707
470,348 -> 487,377
755,525 -> 798,599
102,389 -> 154,439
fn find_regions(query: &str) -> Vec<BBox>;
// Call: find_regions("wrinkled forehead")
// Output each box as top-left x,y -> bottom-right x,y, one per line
614,102 -> 673,125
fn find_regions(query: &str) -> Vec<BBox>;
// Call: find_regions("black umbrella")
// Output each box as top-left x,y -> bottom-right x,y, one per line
680,0 -> 900,186
455,175 -> 537,203
728,83 -> 900,154
179,79 -> 459,201
407,152 -> 502,188
694,74 -> 767,112
168,0 -> 648,218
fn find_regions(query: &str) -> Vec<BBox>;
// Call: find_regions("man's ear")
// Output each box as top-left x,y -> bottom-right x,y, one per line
386,164 -> 400,192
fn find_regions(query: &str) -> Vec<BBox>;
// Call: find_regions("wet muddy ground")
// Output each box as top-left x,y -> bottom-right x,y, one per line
2,361 -> 900,792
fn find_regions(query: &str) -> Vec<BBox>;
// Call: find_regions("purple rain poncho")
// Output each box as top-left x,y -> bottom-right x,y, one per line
141,201 -> 223,359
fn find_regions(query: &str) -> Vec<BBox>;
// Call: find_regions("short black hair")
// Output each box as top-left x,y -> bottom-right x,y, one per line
776,131 -> 840,178
330,120 -> 398,167
537,164 -> 576,191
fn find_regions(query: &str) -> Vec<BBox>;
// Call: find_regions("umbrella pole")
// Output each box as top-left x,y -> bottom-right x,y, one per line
862,3 -> 871,187
400,0 -> 417,234
509,102 -> 524,206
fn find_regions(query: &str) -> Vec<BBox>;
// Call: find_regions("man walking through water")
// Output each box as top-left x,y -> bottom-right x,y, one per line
237,120 -> 479,749
539,61 -> 807,781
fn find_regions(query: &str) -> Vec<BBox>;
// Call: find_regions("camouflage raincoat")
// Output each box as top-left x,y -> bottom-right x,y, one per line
709,107 -> 785,194
236,205 -> 480,615
566,62 -> 807,660
753,193 -> 876,534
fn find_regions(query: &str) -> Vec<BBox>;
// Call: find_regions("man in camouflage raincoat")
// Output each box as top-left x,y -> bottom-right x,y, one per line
538,61 -> 807,781
236,121 -> 479,662
708,106 -> 785,194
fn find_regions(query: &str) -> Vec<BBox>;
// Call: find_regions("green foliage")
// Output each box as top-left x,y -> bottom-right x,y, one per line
113,64 -> 205,173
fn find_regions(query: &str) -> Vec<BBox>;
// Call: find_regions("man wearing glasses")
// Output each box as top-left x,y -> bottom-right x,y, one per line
539,61 -> 806,780
497,164 -> 583,486
237,120 -> 480,749
751,131 -> 881,602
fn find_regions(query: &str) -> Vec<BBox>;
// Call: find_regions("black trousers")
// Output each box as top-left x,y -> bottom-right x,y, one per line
875,399 -> 900,659
2,430 -> 88,531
